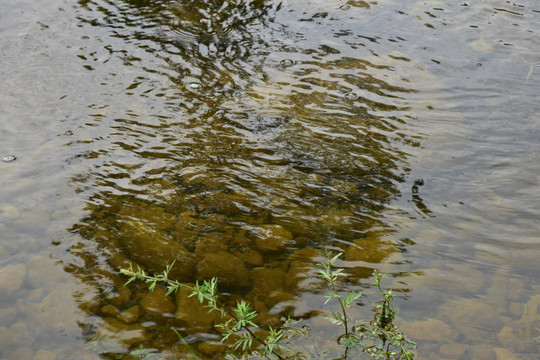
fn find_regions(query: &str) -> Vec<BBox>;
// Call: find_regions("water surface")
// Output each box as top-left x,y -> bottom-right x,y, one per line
0,0 -> 539,359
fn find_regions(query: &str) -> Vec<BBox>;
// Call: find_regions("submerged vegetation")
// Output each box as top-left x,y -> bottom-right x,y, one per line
118,251 -> 415,359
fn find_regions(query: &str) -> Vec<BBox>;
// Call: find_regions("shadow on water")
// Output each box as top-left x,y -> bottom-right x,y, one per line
66,0 -> 426,357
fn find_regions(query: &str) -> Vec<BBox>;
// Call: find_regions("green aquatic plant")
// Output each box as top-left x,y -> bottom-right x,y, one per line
317,251 -> 415,360
119,253 -> 415,359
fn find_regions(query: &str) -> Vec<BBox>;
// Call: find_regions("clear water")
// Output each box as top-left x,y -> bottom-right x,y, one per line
0,0 -> 539,359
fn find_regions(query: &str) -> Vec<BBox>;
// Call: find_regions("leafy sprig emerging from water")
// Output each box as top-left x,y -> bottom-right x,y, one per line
118,252 -> 415,360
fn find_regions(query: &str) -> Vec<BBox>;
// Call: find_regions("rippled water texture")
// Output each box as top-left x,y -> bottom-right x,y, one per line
0,0 -> 539,358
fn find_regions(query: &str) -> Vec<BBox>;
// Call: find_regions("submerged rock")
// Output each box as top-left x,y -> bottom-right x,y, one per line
399,318 -> 456,342
117,305 -> 140,324
175,286 -> 223,334
117,220 -> 197,281
97,317 -> 147,347
253,224 -> 294,252
0,263 -> 26,291
197,251 -> 250,289
248,267 -> 286,299
139,286 -> 176,318
231,248 -> 263,267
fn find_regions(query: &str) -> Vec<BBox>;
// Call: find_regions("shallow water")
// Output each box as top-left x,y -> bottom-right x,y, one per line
0,0 -> 539,359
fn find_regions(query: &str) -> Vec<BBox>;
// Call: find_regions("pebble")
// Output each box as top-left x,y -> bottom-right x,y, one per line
2,155 -> 16,162
0,263 -> 27,291
2,204 -> 20,220
399,318 -> 456,342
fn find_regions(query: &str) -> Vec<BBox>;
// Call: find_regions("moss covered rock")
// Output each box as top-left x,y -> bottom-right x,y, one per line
253,224 -> 294,252
197,251 -> 250,289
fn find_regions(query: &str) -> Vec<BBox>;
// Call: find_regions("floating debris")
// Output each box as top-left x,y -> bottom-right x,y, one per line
280,59 -> 294,67
345,92 -> 359,100
2,155 -> 16,162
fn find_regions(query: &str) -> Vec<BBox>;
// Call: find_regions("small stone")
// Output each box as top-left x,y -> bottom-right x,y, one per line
498,326 -> 518,345
19,284 -> 81,334
231,248 -> 263,267
399,319 -> 456,342
117,220 -> 197,281
98,317 -> 147,347
0,245 -> 8,260
265,290 -> 297,310
2,204 -> 20,220
519,294 -> 540,324
34,349 -> 56,360
0,322 -> 30,349
0,307 -> 17,326
515,341 -> 537,354
2,155 -> 16,162
197,251 -> 250,289
344,237 -> 396,263
249,267 -> 286,299
100,304 -> 119,317
175,286 -> 223,334
197,341 -> 228,357
439,343 -> 468,357
472,347 -> 496,360
493,347 -> 520,360
26,255 -> 66,289
117,305 -> 140,324
7,346 -> 33,360
254,224 -> 294,252
194,233 -> 228,257
0,263 -> 27,291
140,286 -> 176,318
286,261 -> 319,292
437,298 -> 502,341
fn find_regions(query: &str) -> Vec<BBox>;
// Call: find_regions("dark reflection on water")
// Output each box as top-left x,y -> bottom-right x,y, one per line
67,0 -> 423,357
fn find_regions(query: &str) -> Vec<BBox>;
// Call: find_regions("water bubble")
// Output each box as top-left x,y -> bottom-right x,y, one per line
64,130 -> 73,135
280,59 -> 294,67
2,155 -> 16,162
339,5 -> 351,10
345,92 -> 359,100
188,82 -> 201,90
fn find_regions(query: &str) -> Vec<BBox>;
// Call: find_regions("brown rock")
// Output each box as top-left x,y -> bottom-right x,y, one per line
232,248 -> 263,267
140,286 -> 176,318
471,347 -> 496,360
498,326 -> 518,345
286,260 -> 319,292
254,224 -> 294,252
493,347 -> 521,360
265,290 -> 297,310
34,349 -> 56,360
344,237 -> 396,264
249,267 -> 286,298
117,204 -> 176,230
194,233 -> 228,257
0,308 -> 17,326
438,298 -> 502,341
117,305 -> 140,324
399,318 -> 456,342
0,264 -> 26,291
117,220 -> 197,281
100,304 -> 119,317
197,251 -> 250,289
98,317 -> 147,347
197,341 -> 228,357
175,286 -> 223,334
7,347 -> 33,360
287,246 -> 321,263
439,343 -> 468,358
